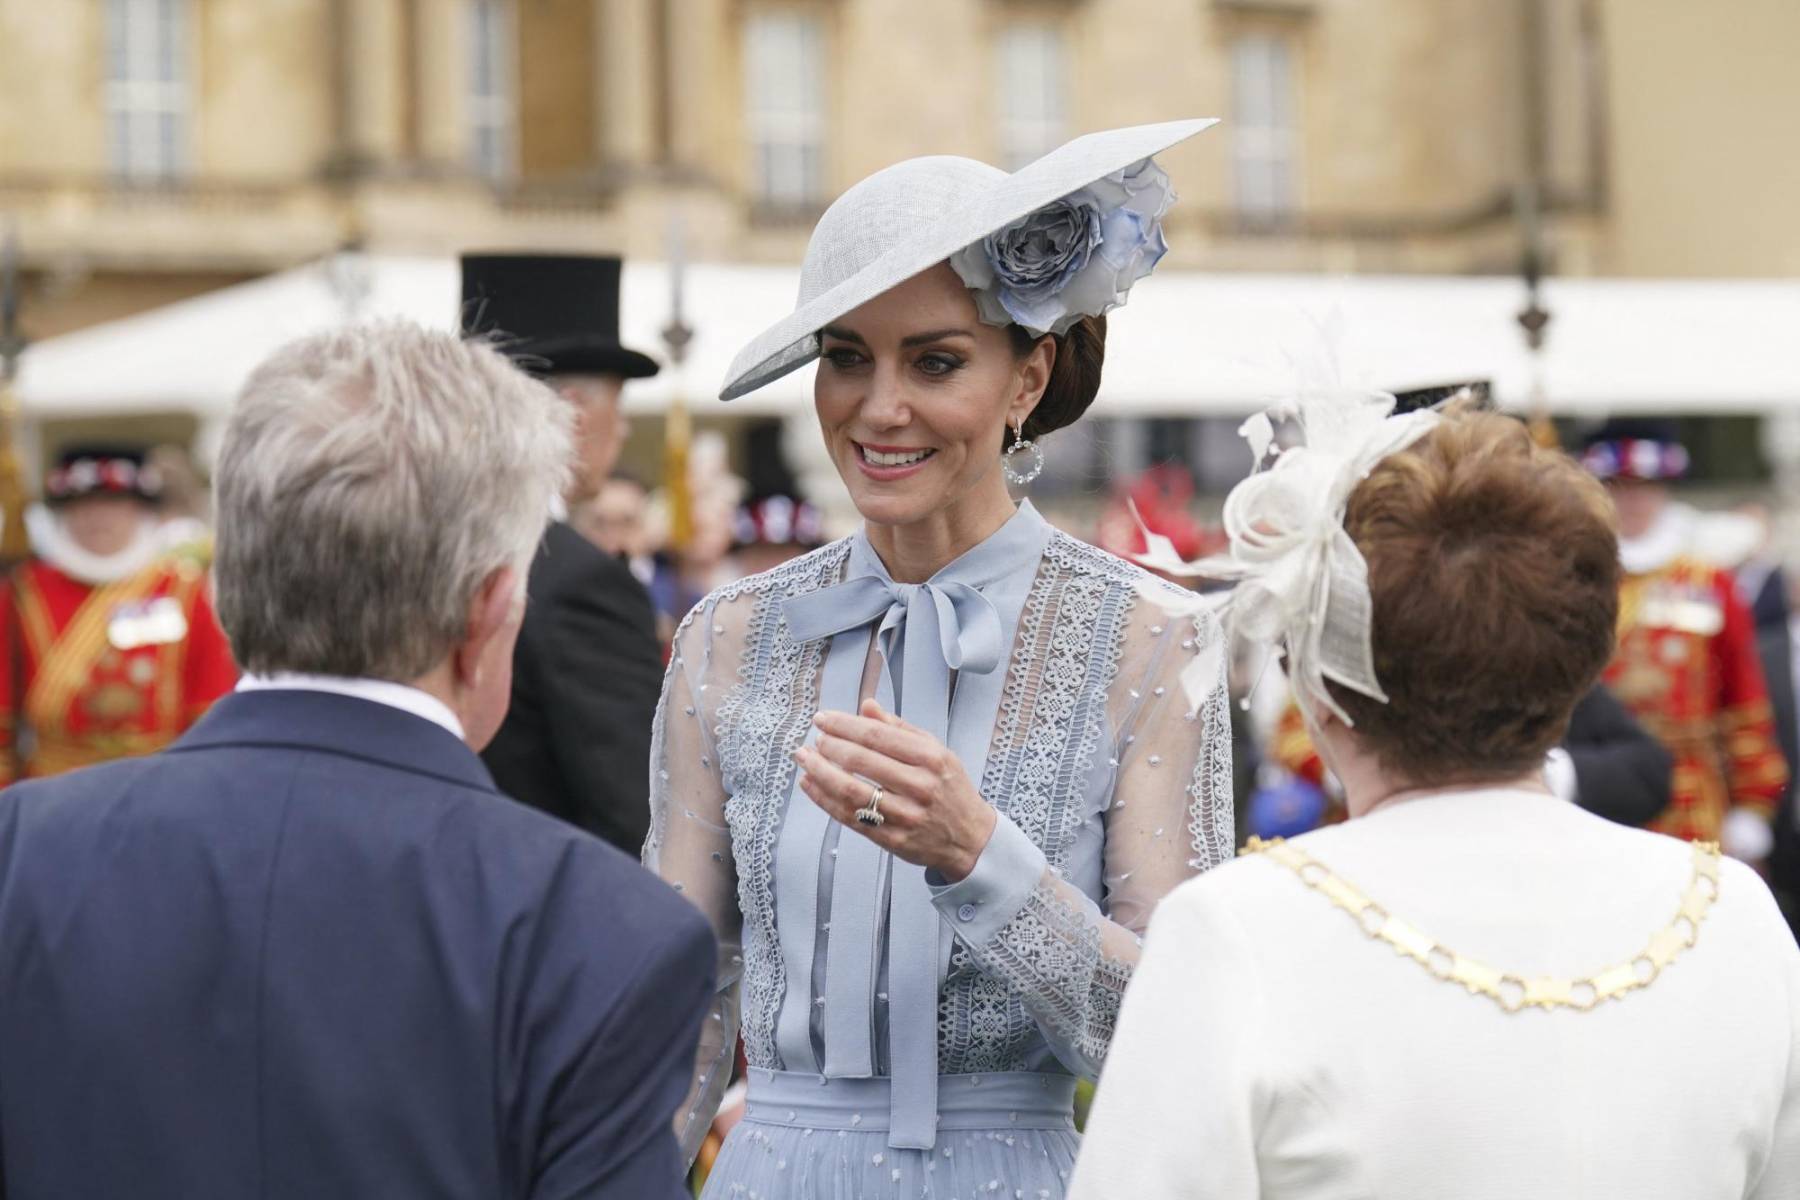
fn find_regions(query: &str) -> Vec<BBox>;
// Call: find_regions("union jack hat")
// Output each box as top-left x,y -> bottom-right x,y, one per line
44,445 -> 164,506
733,494 -> 825,550
1579,419 -> 1690,482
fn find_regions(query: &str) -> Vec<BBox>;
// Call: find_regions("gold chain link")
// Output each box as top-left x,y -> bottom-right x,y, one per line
1245,835 -> 1722,1014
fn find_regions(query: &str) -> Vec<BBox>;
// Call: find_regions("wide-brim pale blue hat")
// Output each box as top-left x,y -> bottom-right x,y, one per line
720,117 -> 1218,401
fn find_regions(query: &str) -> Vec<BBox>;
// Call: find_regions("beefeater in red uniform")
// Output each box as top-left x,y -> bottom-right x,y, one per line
0,446 -> 236,784
1582,420 -> 1786,862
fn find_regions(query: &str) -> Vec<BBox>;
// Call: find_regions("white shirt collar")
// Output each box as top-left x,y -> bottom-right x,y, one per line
235,673 -> 466,741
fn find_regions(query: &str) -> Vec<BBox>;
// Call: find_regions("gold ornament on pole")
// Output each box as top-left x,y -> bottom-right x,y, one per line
0,225 -> 31,565
1515,0 -> 1560,453
662,213 -> 696,553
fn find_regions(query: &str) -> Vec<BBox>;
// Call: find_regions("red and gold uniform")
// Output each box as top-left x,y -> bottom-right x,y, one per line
1606,555 -> 1786,843
0,554 -> 237,783
1582,423 -> 1787,847
1270,698 -> 1326,790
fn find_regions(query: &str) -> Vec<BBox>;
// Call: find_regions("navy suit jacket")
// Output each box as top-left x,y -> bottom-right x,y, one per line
0,689 -> 714,1200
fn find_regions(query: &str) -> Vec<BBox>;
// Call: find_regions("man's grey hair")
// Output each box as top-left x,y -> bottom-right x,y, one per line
215,320 -> 572,681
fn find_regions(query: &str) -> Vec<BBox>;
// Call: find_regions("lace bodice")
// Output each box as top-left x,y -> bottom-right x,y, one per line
644,508 -> 1233,1163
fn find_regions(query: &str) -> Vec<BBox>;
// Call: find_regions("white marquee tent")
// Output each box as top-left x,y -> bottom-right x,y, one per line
16,256 -> 1800,424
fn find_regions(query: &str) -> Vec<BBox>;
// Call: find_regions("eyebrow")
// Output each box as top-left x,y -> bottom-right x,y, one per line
819,325 -> 975,349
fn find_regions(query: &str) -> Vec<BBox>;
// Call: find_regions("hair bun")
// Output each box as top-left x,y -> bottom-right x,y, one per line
1018,315 -> 1106,442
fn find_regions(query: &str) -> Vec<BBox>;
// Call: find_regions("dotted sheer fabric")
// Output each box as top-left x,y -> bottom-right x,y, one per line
643,528 -> 1234,1185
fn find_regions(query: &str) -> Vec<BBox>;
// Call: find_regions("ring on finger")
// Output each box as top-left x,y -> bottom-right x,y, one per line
854,782 -> 886,827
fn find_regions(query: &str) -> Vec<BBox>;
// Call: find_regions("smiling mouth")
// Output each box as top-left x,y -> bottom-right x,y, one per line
857,444 -> 937,468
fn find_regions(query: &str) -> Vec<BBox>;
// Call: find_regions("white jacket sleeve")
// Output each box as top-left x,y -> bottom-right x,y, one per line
1068,881 -> 1266,1200
1748,893 -> 1800,1199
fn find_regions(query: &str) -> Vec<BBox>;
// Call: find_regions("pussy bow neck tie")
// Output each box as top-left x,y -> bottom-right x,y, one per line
787,574 -> 1006,717
781,513 -> 1039,1149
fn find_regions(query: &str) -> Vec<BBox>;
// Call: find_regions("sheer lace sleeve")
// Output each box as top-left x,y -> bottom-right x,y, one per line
927,597 -> 1233,1078
642,597 -> 745,1168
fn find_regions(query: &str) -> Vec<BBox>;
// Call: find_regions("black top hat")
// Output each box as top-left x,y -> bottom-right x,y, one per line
45,444 -> 163,507
458,254 -> 661,380
1389,380 -> 1493,416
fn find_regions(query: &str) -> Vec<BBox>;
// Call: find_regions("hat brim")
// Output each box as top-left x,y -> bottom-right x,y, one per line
47,488 -> 161,508
498,336 -> 662,380
719,117 -> 1218,402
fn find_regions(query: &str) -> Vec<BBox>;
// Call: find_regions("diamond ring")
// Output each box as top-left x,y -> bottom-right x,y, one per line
855,782 -> 886,827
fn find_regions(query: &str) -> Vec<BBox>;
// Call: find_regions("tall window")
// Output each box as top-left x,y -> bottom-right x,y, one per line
1230,33 -> 1298,221
995,22 -> 1068,170
468,0 -> 515,180
744,12 -> 826,210
105,0 -> 190,181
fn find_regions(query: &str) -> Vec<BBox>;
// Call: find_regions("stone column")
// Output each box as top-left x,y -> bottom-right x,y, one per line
337,0 -> 408,173
598,0 -> 659,174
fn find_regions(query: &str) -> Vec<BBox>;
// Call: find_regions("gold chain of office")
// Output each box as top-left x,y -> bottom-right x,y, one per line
1245,835 -> 1722,1014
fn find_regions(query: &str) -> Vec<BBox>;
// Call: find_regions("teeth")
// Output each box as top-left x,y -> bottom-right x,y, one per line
863,447 -> 933,467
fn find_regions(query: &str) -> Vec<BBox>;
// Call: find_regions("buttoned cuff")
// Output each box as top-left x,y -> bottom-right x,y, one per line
927,812 -> 1048,948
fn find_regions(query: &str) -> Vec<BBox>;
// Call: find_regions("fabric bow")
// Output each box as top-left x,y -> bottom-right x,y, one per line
783,575 -> 1006,727
1134,391 -> 1438,726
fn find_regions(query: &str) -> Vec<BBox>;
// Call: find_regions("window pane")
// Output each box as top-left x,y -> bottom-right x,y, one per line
467,0 -> 513,178
471,2 -> 494,94
155,0 -> 181,83
106,0 -> 130,81
157,109 -> 180,175
108,110 -> 133,176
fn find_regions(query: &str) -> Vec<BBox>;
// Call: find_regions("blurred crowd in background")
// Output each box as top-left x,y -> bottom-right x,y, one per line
3,0 -> 1799,931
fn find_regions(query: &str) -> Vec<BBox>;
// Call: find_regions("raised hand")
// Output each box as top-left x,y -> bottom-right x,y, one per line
793,699 -> 997,882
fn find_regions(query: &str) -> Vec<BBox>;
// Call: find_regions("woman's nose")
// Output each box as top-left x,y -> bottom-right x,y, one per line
860,363 -> 910,429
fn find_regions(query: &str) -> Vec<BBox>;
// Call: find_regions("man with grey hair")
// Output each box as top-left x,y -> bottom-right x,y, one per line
0,321 -> 714,1199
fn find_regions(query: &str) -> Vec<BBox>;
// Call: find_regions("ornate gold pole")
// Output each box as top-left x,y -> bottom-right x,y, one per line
662,213 -> 695,552
1515,0 -> 1560,451
0,225 -> 30,566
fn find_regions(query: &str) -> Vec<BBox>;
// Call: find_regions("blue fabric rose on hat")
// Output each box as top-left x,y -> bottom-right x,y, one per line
950,156 -> 1174,337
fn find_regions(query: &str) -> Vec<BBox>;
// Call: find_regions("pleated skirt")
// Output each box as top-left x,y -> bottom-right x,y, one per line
701,1068 -> 1081,1200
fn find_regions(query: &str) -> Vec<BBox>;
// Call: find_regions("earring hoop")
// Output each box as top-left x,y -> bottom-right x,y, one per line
1002,424 -> 1045,487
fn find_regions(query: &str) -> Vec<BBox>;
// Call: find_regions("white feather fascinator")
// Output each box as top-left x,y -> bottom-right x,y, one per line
1136,385 -> 1440,726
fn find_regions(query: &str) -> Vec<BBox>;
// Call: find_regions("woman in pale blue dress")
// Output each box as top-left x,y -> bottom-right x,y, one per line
644,119 -> 1231,1200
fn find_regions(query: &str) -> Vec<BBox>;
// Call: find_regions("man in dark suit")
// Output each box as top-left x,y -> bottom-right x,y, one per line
1734,509 -> 1800,937
1555,682 -> 1675,826
0,323 -> 713,1198
461,254 -> 667,854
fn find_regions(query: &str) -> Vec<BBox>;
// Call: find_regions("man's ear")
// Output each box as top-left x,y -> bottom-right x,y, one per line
453,565 -> 521,687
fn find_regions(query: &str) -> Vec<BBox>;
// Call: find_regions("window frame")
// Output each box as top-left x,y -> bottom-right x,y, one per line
467,0 -> 518,183
742,8 -> 829,215
104,0 -> 193,183
1229,30 -> 1301,225
994,18 -> 1070,171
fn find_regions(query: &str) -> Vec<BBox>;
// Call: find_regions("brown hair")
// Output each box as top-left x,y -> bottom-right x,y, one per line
1008,315 -> 1106,442
1330,411 -> 1620,784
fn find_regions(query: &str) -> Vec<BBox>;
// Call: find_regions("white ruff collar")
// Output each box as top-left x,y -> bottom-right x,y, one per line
1617,503 -> 1695,576
25,504 -> 166,585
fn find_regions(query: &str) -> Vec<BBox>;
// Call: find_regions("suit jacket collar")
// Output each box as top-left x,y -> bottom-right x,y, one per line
169,689 -> 497,793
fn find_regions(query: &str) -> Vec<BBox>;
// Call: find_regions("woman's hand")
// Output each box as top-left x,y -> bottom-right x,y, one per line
794,699 -> 997,881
